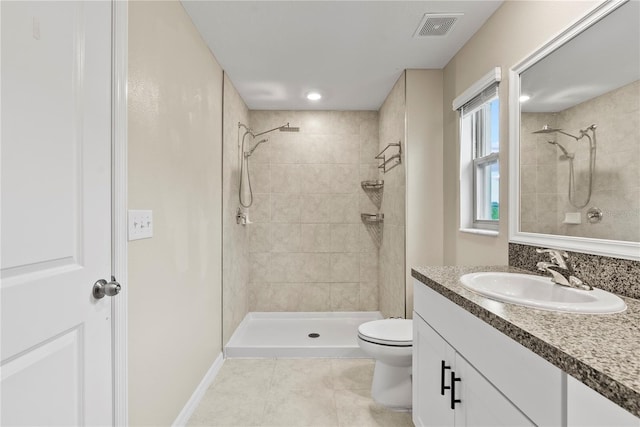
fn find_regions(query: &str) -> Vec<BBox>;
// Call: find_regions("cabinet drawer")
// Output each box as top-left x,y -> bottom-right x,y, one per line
414,280 -> 564,426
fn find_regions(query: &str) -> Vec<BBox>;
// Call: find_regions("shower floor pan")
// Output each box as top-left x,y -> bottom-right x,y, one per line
225,311 -> 383,358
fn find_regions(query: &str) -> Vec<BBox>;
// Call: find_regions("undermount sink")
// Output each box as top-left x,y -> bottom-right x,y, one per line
459,272 -> 627,314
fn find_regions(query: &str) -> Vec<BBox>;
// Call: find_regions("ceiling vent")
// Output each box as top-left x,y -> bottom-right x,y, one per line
414,13 -> 463,37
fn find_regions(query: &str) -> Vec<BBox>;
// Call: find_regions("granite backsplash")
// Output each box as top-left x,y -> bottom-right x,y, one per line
508,243 -> 640,300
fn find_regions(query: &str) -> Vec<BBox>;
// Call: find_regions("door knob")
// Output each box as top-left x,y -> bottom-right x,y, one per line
93,276 -> 121,299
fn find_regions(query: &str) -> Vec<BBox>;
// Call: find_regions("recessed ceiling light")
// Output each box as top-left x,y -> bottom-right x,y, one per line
306,92 -> 322,101
519,95 -> 530,103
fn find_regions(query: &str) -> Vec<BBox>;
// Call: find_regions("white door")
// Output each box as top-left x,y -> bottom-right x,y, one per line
1,2 -> 114,425
412,314 -> 455,427
454,354 -> 533,427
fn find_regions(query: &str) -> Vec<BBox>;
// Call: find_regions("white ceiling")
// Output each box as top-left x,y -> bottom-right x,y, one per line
521,0 -> 640,113
182,1 -> 502,110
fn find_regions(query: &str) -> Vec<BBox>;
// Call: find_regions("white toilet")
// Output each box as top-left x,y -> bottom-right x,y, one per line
357,318 -> 413,411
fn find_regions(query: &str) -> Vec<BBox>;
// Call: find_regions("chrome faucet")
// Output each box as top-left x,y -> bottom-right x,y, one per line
535,248 -> 592,290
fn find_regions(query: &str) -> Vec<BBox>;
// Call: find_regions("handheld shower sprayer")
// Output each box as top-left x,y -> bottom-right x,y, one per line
546,140 -> 573,159
245,138 -> 268,158
237,122 -> 301,209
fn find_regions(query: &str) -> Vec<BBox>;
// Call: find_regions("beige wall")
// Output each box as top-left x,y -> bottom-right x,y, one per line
378,74 -> 406,318
222,75 -> 250,344
128,1 -> 223,425
405,69 -> 444,316
246,110 -> 380,312
442,0 -> 600,265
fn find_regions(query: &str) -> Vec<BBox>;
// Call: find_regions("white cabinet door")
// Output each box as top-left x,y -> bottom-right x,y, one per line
567,376 -> 639,427
414,314 -> 534,427
454,354 -> 533,427
413,313 -> 455,427
1,2 -> 114,425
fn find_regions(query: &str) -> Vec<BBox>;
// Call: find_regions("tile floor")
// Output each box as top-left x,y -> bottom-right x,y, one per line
187,358 -> 414,427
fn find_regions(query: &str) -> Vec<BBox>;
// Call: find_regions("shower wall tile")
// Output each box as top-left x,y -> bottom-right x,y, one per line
359,164 -> 379,182
250,194 -> 271,223
378,73 -> 406,318
222,76 -> 251,345
271,194 -> 301,223
270,253 -> 304,282
330,283 -> 360,311
303,253 -> 333,282
271,164 -> 303,194
270,137 -> 300,164
271,223 -> 301,253
300,135 -> 334,164
359,193 -> 378,215
331,253 -> 360,282
249,283 -> 294,312
248,224 -> 272,253
301,194 -> 333,223
298,283 -> 332,311
250,163 -> 271,194
359,225 -> 378,254
249,252 -> 270,282
330,194 -> 360,224
300,165 -> 333,193
248,110 -> 380,312
359,281 -> 378,311
330,164 -> 360,194
359,253 -> 378,283
330,224 -> 360,253
301,224 -> 332,253
333,135 -> 360,164
248,140 -> 271,164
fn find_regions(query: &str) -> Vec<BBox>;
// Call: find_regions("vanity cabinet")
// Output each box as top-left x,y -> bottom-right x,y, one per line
413,316 -> 532,426
413,280 -> 564,426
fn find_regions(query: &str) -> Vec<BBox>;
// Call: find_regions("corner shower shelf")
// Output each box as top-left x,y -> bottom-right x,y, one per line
361,180 -> 384,190
361,213 -> 384,224
376,142 -> 402,173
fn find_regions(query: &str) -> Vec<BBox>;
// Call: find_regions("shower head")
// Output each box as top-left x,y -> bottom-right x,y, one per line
279,123 -> 300,132
546,140 -> 573,159
532,124 -> 581,140
254,122 -> 301,137
245,138 -> 268,157
532,124 -> 563,134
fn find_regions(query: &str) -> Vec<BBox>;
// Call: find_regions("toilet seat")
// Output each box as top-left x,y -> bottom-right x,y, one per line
358,319 -> 412,347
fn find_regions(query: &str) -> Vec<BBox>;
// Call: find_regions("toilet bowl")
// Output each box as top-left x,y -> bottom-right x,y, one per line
357,318 -> 412,411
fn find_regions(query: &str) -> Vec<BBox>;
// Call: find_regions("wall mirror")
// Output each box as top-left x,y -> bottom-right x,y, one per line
509,0 -> 640,260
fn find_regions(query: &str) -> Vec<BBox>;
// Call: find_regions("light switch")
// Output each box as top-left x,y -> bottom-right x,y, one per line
128,210 -> 153,240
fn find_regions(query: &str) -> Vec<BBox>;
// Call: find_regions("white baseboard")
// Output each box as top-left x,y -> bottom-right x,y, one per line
172,352 -> 224,427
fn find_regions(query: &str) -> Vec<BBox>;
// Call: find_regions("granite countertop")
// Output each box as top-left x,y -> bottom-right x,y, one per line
411,265 -> 640,417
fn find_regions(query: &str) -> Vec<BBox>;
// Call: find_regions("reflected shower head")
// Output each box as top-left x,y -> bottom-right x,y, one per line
546,140 -> 573,159
532,124 -> 581,140
532,124 -> 563,134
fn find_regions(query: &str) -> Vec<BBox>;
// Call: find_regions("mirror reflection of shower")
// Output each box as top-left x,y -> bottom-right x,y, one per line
238,122 -> 300,208
532,124 -> 597,209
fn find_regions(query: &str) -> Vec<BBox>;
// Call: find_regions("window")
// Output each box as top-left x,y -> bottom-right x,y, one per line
454,68 -> 501,233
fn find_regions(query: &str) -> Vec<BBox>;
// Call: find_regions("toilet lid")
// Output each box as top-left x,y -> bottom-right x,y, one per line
358,319 -> 412,346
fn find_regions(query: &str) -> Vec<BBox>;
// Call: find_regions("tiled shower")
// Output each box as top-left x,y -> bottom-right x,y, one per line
246,110 -> 381,314
222,74 -> 408,345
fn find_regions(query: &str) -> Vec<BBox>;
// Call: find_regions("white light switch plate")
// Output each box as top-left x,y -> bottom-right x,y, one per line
128,210 -> 153,240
